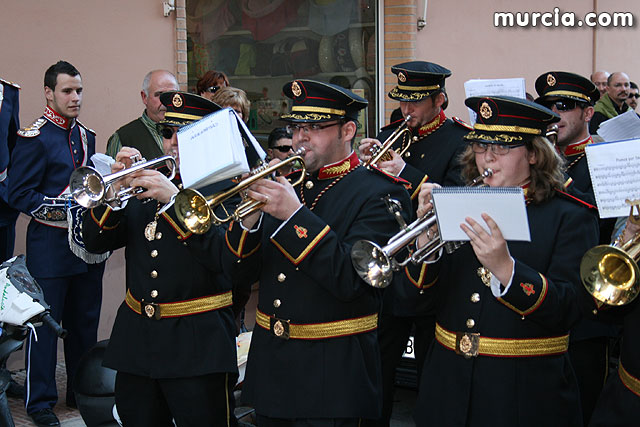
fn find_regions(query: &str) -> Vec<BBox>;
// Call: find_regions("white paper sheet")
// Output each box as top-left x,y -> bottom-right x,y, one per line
463,78 -> 526,125
596,110 -> 640,142
177,108 -> 250,189
585,138 -> 640,218
432,187 -> 530,241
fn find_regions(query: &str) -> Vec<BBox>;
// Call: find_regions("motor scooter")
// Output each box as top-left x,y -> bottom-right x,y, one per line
0,255 -> 66,427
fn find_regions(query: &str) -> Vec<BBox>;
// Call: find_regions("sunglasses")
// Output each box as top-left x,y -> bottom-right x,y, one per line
157,125 -> 178,139
205,86 -> 220,94
271,145 -> 293,153
629,93 -> 640,99
542,99 -> 583,112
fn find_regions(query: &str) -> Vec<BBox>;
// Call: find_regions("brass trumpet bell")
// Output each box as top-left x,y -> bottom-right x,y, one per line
175,149 -> 306,234
580,242 -> 640,306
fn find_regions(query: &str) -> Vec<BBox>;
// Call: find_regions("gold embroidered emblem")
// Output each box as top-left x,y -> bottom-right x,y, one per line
459,334 -> 472,353
273,320 -> 284,337
547,73 -> 556,86
477,267 -> 492,287
322,161 -> 350,176
398,72 -> 407,83
294,225 -> 308,238
479,102 -> 492,120
144,304 -> 155,318
292,81 -> 302,97
172,93 -> 183,108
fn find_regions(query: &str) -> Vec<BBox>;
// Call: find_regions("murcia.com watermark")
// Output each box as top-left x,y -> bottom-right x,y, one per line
494,8 -> 634,28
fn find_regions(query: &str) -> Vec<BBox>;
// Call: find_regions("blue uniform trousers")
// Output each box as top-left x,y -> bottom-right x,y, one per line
25,263 -> 104,413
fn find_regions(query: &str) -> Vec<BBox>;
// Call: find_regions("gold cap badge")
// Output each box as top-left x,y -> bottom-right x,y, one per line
398,72 -> 407,83
172,93 -> 183,108
479,102 -> 493,120
292,81 -> 302,97
546,73 -> 556,87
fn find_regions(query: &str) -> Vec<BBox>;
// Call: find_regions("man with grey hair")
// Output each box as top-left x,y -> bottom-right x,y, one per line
105,70 -> 178,159
590,70 -> 610,96
590,71 -> 632,134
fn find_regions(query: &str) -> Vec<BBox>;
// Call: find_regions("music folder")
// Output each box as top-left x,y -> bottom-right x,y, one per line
177,108 -> 252,189
432,187 -> 530,242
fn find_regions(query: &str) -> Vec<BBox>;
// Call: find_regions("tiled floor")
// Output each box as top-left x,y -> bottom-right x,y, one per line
9,363 -> 85,426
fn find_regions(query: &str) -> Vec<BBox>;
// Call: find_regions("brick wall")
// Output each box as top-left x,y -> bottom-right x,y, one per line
383,0 -> 418,123
176,0 -> 188,90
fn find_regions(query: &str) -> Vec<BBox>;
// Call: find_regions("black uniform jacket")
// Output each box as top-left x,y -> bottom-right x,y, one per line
587,292 -> 640,426
406,190 -> 599,427
377,111 -> 468,317
83,197 -> 243,378
225,152 -> 412,419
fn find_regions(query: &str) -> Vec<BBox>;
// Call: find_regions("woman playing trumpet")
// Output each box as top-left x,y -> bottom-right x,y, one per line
409,96 -> 599,427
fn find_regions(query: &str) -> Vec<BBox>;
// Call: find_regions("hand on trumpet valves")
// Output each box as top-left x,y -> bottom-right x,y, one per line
246,174 -> 302,222
460,213 -> 513,286
357,137 -> 380,163
128,169 -> 178,204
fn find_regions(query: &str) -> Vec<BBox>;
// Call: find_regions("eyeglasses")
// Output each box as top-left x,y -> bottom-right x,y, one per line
205,86 -> 220,94
541,99 -> 583,112
629,93 -> 640,99
286,122 -> 341,135
157,125 -> 178,139
271,145 -> 293,153
470,142 -> 526,155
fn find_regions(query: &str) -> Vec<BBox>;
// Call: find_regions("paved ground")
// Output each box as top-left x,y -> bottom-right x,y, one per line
7,364 -> 417,426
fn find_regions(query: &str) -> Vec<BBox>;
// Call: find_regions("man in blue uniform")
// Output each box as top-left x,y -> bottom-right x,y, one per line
0,77 -> 20,262
226,80 -> 412,425
358,61 -> 469,425
8,61 -> 105,427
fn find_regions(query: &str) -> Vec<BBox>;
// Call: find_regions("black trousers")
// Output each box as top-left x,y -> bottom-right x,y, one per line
568,337 -> 609,426
257,415 -> 362,426
115,371 -> 238,427
362,312 -> 435,427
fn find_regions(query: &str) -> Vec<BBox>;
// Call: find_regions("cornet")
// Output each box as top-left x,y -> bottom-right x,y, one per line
363,115 -> 413,168
174,148 -> 306,234
69,154 -> 177,208
351,169 -> 493,288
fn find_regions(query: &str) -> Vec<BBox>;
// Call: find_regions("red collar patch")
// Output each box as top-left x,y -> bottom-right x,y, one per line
317,151 -> 360,180
417,109 -> 446,137
44,106 -> 71,129
563,135 -> 592,157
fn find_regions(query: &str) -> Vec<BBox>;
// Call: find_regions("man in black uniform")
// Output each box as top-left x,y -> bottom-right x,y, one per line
82,92 -> 243,426
535,70 -> 615,426
226,80 -> 412,425
358,61 -> 469,425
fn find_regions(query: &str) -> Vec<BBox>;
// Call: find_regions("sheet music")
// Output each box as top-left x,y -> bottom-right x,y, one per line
463,78 -> 526,125
432,187 -> 530,241
178,108 -> 250,189
585,138 -> 640,218
596,110 -> 640,142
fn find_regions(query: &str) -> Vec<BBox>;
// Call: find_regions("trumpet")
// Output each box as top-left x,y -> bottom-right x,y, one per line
174,148 -> 306,234
580,204 -> 640,306
351,169 -> 493,288
69,154 -> 177,208
363,115 -> 413,168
